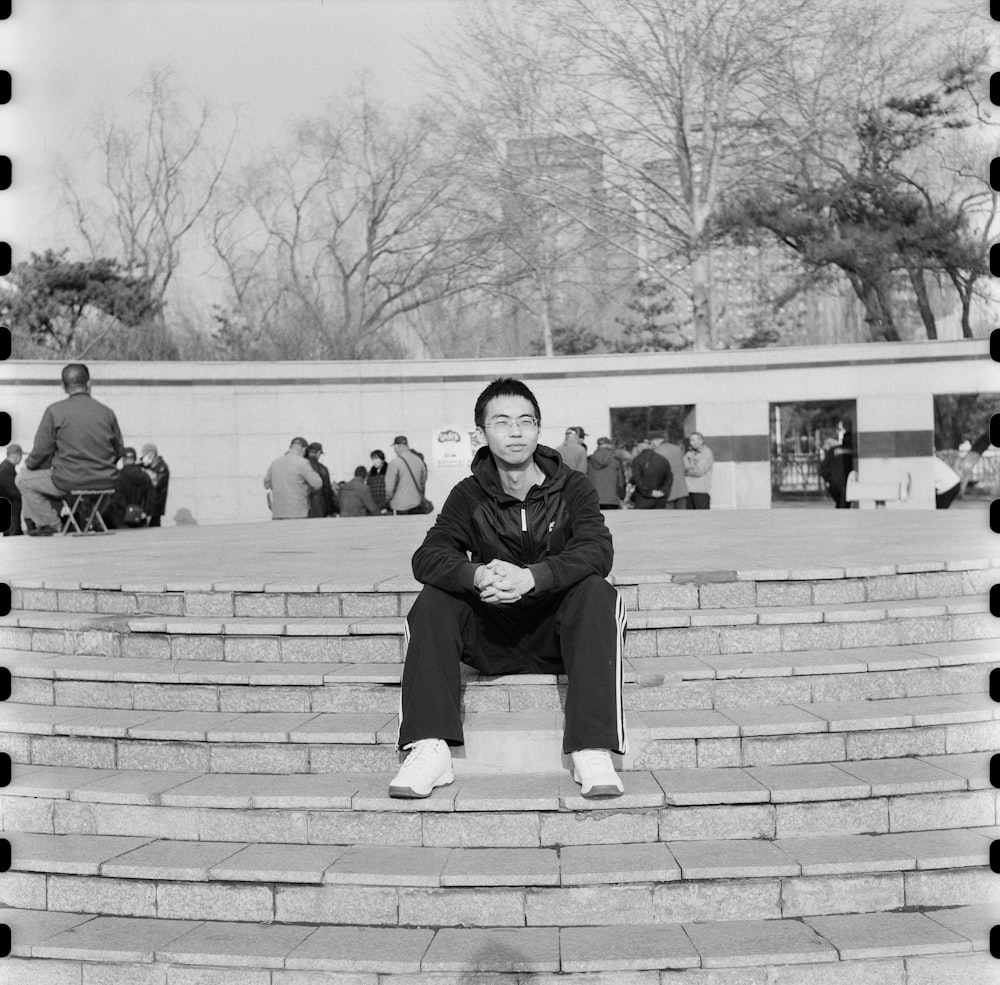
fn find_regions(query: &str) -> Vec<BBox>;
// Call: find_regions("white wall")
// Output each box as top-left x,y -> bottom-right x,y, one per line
2,340 -> 994,524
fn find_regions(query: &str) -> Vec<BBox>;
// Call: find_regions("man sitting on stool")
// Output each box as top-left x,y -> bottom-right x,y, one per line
390,377 -> 628,800
16,363 -> 124,536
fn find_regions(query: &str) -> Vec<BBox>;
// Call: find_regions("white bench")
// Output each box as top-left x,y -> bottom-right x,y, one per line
845,470 -> 911,509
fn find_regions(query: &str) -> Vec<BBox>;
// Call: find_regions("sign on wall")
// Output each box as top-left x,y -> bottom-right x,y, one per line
430,425 -> 484,469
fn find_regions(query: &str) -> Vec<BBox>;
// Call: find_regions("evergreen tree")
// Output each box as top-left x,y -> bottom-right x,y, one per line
613,277 -> 692,352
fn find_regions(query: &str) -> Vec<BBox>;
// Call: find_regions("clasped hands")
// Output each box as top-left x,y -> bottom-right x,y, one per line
474,559 -> 535,605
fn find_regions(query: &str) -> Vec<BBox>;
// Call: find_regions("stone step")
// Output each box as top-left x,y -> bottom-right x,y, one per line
4,642 -> 992,714
1,596 -> 994,664
3,838 -> 993,927
4,593 -> 992,633
1,907 -> 994,979
4,756 -> 992,845
11,561 -> 994,616
5,823 -> 992,882
1,694 -> 996,775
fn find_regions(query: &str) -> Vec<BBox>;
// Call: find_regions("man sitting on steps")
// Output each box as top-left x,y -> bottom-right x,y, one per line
390,377 -> 628,800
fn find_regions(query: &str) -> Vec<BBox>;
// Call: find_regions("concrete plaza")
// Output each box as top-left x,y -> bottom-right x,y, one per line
4,507 -> 995,590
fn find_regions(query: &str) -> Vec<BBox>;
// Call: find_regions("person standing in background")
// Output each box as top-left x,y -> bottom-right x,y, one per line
557,426 -> 589,473
587,437 -> 626,509
824,421 -> 854,509
385,436 -> 428,515
367,449 -> 389,513
630,438 -> 671,510
651,433 -> 689,509
306,442 -> 337,517
263,437 -> 322,519
684,432 -> 714,509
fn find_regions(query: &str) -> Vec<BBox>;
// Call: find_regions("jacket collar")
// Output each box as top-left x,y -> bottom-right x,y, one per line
471,443 -> 567,502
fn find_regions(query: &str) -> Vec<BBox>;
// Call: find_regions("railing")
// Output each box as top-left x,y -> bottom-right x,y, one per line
772,449 -> 999,498
939,448 -> 999,496
771,453 -> 825,496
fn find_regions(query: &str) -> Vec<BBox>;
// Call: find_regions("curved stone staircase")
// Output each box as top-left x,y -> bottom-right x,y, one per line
2,556 -> 998,983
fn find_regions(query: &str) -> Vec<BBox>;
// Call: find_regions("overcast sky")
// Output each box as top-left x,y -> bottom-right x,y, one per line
0,0 -> 459,265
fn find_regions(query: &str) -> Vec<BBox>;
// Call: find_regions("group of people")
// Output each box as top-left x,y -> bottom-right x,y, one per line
2,363 -> 169,536
264,435 -> 430,520
817,421 -> 989,510
557,426 -> 714,511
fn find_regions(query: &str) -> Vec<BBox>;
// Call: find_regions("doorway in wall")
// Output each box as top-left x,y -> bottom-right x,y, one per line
609,404 -> 695,448
769,400 -> 856,505
933,392 -> 997,503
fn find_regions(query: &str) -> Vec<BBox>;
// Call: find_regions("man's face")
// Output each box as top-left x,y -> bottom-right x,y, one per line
689,434 -> 704,451
479,395 -> 540,468
9,451 -> 22,466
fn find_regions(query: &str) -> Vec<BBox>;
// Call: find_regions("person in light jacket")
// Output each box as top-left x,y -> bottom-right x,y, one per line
684,432 -> 714,509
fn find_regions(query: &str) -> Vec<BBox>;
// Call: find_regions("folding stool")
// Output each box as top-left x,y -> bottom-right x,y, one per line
59,489 -> 116,535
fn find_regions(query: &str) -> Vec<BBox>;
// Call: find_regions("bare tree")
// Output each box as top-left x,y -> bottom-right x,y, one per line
208,88 -> 497,359
58,66 -> 236,315
434,0 -> 936,350
425,5 -> 639,355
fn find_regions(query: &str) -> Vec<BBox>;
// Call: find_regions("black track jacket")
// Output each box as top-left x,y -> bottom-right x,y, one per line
411,444 -> 613,601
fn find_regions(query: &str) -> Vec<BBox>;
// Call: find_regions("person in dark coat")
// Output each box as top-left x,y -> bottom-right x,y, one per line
339,466 -> 381,516
105,447 -> 154,528
389,377 -> 626,801
140,443 -> 170,527
307,442 -> 337,517
0,443 -> 24,535
587,437 -> 626,509
367,450 -> 389,513
630,440 -> 672,509
821,422 -> 854,508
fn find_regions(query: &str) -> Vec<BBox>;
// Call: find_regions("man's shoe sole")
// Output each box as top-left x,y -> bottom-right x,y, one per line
388,770 -> 454,800
580,784 -> 623,799
572,769 -> 624,799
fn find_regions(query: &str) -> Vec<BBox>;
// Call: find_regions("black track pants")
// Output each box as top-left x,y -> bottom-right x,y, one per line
398,574 -> 627,755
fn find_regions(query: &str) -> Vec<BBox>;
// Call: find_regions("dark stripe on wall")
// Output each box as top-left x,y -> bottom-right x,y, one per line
859,430 -> 933,458
704,430 -> 932,463
1,350 -> 986,388
704,435 -> 770,463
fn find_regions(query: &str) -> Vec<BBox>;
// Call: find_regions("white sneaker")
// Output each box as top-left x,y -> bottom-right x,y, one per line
389,738 -> 454,799
571,748 -> 624,798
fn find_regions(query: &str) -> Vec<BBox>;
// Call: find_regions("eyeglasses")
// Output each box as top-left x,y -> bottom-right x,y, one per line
484,416 -> 540,435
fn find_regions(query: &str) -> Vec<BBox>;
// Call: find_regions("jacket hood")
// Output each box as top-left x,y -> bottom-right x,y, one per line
589,446 -> 615,469
471,443 -> 567,501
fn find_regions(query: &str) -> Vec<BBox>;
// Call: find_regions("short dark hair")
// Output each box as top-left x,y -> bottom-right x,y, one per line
474,377 -> 541,429
62,363 -> 90,389
370,449 -> 385,461
354,465 -> 368,478
123,447 -> 137,459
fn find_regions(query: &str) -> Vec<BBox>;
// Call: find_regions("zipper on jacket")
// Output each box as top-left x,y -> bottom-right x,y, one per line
520,505 -> 532,559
